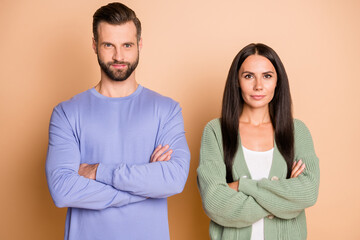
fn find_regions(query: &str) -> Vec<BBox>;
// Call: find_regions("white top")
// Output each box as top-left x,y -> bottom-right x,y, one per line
242,146 -> 274,240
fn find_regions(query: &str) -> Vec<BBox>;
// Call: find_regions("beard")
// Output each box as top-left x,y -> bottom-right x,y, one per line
97,52 -> 139,82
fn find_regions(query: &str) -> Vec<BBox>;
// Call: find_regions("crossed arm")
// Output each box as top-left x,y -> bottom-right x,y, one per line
227,160 -> 306,190
197,121 -> 319,228
46,103 -> 190,210
78,144 -> 173,180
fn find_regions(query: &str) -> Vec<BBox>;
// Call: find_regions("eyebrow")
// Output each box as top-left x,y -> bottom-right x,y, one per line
241,71 -> 275,74
101,41 -> 113,45
100,41 -> 135,46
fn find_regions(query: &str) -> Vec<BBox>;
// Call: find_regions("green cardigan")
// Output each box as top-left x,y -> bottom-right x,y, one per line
197,119 -> 319,240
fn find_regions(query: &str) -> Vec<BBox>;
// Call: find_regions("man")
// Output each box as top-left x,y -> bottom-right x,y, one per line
45,2 -> 190,240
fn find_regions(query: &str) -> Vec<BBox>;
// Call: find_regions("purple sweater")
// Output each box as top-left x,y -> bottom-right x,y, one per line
45,85 -> 190,240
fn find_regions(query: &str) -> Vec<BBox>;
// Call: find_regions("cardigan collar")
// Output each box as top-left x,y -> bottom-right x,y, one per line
232,138 -> 288,181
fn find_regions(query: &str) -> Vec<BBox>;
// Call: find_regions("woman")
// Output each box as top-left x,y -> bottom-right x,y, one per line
197,43 -> 319,240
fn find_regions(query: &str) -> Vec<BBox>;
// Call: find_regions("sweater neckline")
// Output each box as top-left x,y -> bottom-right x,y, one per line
89,84 -> 143,101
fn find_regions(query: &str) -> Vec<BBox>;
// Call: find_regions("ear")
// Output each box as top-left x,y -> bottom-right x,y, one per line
92,38 -> 97,54
138,37 -> 143,51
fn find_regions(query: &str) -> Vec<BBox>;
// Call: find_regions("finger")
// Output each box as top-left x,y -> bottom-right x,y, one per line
292,163 -> 306,178
156,149 -> 173,162
150,145 -> 161,162
291,160 -> 302,178
154,149 -> 173,162
293,160 -> 302,171
296,163 -> 306,176
150,145 -> 162,162
152,145 -> 169,162
159,150 -> 172,162
292,161 -> 296,169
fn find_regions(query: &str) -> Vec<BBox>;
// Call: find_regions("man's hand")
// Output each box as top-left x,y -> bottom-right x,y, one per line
150,144 -> 173,163
78,163 -> 99,180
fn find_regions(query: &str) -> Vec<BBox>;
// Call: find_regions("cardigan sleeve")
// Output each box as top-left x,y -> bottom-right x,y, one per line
197,121 -> 270,228
238,119 -> 320,219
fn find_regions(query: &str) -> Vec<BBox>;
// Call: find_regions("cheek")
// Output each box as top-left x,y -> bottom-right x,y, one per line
266,83 -> 277,101
99,50 -> 114,62
129,49 -> 139,59
239,83 -> 252,96
266,80 -> 277,92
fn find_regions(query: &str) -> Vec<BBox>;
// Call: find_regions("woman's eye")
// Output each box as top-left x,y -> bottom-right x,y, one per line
264,74 -> 272,79
124,44 -> 131,48
244,74 -> 253,79
105,44 -> 112,48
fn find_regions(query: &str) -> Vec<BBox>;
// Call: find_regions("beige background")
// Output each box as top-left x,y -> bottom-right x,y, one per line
1,0 -> 359,239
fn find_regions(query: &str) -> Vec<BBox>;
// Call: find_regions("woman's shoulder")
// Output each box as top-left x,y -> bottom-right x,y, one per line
203,118 -> 222,133
293,118 -> 312,136
201,118 -> 222,139
206,118 -> 221,128
293,118 -> 316,153
200,118 -> 224,151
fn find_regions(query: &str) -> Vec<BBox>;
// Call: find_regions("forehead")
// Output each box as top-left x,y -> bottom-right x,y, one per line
240,55 -> 275,72
97,21 -> 137,43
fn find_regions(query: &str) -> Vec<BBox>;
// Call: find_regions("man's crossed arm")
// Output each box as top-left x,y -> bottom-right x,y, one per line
78,144 -> 173,180
46,102 -> 190,209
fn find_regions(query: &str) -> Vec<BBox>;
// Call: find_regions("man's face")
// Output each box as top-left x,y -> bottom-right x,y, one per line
93,21 -> 141,82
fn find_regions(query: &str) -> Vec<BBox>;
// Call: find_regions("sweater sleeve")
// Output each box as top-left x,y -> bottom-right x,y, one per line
45,105 -> 146,210
96,102 -> 190,198
238,120 -> 320,219
197,121 -> 270,228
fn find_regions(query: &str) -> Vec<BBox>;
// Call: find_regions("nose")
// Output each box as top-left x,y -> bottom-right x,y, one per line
113,47 -> 124,61
254,78 -> 263,91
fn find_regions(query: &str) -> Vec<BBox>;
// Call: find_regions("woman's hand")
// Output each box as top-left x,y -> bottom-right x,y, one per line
290,159 -> 306,178
227,181 -> 239,191
150,144 -> 173,162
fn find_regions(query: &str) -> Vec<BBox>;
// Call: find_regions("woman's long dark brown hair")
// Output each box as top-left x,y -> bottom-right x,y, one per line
221,43 -> 294,182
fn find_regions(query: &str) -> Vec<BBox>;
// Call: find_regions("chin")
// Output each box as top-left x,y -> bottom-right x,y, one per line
245,101 -> 270,109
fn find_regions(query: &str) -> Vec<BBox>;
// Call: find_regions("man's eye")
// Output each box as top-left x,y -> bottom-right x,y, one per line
105,44 -> 112,48
124,44 -> 131,48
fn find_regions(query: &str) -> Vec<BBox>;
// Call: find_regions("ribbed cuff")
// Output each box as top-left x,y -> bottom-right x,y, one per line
96,163 -> 114,185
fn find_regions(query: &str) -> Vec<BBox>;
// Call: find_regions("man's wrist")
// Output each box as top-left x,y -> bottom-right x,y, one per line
93,163 -> 99,180
96,163 -> 115,185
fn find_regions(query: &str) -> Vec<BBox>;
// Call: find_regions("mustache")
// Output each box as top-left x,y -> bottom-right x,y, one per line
108,61 -> 130,65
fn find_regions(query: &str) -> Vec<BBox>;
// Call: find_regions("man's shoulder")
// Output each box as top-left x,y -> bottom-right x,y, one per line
141,86 -> 179,108
54,88 -> 92,112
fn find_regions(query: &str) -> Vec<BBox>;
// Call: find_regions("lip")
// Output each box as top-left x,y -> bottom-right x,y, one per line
112,64 -> 127,69
250,95 -> 266,100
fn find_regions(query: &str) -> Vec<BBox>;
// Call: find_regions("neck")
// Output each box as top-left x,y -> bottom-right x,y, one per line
240,104 -> 271,126
95,71 -> 138,98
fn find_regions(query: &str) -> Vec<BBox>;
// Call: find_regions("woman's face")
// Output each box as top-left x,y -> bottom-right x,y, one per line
238,54 -> 277,110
